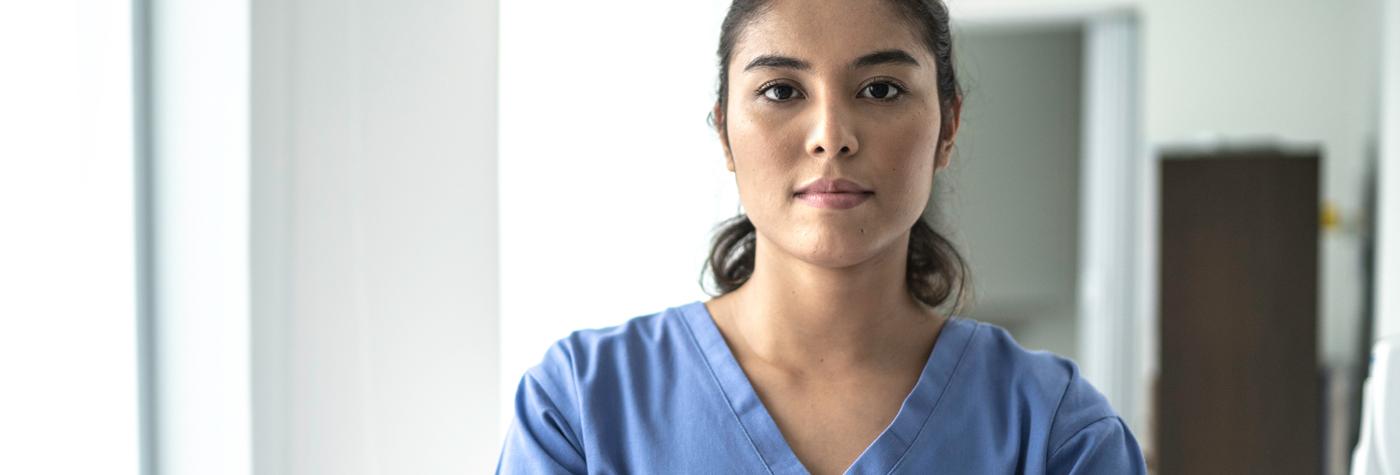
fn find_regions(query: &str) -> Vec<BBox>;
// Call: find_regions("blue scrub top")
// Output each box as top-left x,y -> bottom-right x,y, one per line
497,301 -> 1147,474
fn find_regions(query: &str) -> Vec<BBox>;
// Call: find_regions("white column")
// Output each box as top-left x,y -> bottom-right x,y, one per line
1077,12 -> 1144,436
251,0 -> 501,473
150,0 -> 252,473
1378,0 -> 1400,341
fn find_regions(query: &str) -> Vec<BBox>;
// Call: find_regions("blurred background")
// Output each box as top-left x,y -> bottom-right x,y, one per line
3,0 -> 1398,473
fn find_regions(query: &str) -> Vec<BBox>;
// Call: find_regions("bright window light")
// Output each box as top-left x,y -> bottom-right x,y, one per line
0,1 -> 140,474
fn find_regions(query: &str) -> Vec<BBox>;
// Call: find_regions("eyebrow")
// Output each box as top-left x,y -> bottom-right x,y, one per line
742,49 -> 921,72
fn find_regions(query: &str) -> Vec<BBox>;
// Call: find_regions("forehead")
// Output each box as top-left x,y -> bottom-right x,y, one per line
732,0 -> 930,71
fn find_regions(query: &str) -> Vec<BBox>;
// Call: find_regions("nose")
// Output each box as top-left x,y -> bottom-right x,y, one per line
805,98 -> 858,159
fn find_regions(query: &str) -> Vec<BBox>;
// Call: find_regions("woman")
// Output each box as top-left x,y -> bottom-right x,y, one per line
497,0 -> 1148,473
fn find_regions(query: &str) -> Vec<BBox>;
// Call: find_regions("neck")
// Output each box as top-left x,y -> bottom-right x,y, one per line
715,229 -> 943,371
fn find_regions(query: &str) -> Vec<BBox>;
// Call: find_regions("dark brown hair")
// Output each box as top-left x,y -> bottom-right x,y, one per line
703,0 -> 970,314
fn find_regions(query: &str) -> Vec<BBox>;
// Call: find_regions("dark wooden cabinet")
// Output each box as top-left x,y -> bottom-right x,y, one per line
1157,150 -> 1321,474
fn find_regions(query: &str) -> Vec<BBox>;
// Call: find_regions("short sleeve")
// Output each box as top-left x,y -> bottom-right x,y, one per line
1044,364 -> 1147,474
1047,416 -> 1147,474
496,344 -> 587,474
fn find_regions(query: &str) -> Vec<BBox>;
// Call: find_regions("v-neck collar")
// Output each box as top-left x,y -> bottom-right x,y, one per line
676,300 -> 980,475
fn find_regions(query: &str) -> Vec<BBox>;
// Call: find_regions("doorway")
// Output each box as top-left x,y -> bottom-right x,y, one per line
938,4 -> 1149,456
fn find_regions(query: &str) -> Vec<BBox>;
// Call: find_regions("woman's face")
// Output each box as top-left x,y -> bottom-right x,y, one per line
716,0 -> 958,270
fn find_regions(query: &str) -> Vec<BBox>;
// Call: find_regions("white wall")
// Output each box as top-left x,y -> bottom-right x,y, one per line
946,27 -> 1084,360
497,0 -> 739,433
1139,0 -> 1379,368
958,0 -> 1381,365
251,0 -> 500,473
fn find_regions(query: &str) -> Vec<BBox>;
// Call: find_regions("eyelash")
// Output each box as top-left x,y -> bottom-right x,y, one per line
754,79 -> 909,103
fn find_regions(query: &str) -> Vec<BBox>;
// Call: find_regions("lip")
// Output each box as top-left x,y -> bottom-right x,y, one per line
793,177 -> 874,210
795,191 -> 872,209
794,178 -> 873,194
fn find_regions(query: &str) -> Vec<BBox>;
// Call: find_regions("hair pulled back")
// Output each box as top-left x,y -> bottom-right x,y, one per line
705,0 -> 970,313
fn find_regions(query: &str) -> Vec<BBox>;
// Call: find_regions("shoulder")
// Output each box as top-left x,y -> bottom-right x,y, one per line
955,319 -> 1122,451
542,303 -> 685,365
523,302 -> 694,398
503,305 -> 694,471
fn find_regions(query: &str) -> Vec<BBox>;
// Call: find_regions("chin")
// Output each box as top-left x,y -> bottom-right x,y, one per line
789,228 -> 889,269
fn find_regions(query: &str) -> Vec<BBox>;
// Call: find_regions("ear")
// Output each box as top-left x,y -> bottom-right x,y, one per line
935,96 -> 962,172
714,103 -> 735,172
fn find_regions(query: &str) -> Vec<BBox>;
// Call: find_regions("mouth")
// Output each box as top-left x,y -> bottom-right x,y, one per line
792,177 -> 874,210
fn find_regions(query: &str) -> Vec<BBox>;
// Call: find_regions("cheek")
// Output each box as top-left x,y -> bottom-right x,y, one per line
726,111 -> 802,209
877,127 -> 940,211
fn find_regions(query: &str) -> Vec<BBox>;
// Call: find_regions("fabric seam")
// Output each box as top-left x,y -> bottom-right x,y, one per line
562,340 -> 588,459
1046,416 -> 1123,461
523,369 -> 587,460
676,303 -> 780,475
1043,362 -> 1078,467
885,318 -> 983,474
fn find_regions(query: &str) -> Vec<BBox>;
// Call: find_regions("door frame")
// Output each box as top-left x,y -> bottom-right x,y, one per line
1378,0 -> 1400,342
952,2 -> 1150,441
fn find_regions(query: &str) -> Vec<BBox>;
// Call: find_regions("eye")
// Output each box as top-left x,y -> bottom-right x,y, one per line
859,81 -> 907,102
757,82 -> 803,102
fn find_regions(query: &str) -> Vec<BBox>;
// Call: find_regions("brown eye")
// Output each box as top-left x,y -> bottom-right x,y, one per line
760,84 -> 801,102
860,81 -> 906,101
